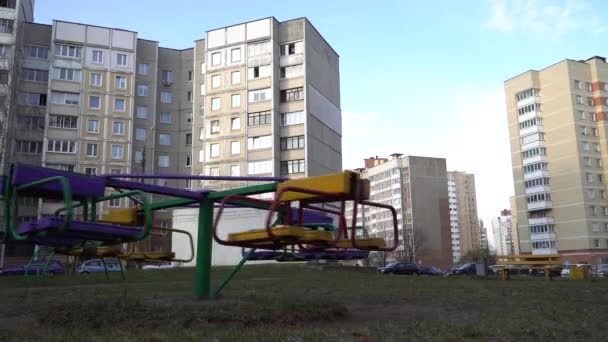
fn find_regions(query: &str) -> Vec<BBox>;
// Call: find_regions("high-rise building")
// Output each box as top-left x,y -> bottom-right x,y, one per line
347,154 -> 452,269
479,219 -> 488,250
492,209 -> 514,256
0,3 -> 341,266
447,171 -> 480,262
505,56 -> 608,264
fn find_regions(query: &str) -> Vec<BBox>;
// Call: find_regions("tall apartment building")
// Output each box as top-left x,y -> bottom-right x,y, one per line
347,155 -> 452,269
505,56 -> 608,264
492,209 -> 515,256
192,18 -> 341,190
447,171 -> 480,262
0,2 -> 341,266
479,219 -> 488,250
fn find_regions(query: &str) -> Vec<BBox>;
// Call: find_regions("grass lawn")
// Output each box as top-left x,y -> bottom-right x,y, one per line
1,264 -> 607,341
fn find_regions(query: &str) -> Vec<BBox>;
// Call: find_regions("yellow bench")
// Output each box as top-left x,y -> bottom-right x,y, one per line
495,254 -> 561,280
227,226 -> 333,247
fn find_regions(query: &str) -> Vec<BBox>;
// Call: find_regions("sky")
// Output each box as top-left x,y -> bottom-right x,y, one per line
34,0 -> 608,244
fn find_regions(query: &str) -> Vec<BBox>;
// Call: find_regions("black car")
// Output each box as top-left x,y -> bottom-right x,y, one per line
378,262 -> 419,275
446,263 -> 476,275
418,266 -> 443,276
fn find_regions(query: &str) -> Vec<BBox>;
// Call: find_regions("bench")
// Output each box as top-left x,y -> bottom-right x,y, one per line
493,254 -> 561,280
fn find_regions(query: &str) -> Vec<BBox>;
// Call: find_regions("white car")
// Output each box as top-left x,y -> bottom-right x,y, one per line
142,264 -> 175,270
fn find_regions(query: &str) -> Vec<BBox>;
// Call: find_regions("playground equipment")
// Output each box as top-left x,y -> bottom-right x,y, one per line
0,164 -> 399,298
492,254 -> 562,281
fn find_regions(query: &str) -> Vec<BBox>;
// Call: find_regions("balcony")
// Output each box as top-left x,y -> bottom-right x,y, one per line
528,200 -> 552,211
530,232 -> 557,241
528,216 -> 554,225
517,96 -> 541,108
522,155 -> 548,165
524,170 -> 549,181
518,108 -> 541,123
520,124 -> 544,136
531,248 -> 557,255
520,140 -> 545,150
525,185 -> 551,195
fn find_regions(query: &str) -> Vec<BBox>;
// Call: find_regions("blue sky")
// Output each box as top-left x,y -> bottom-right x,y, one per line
35,0 -> 608,238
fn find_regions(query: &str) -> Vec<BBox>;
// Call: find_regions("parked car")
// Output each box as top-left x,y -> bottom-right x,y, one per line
142,264 -> 175,270
446,263 -> 476,276
78,259 -> 122,274
418,266 -> 443,276
596,264 -> 608,278
378,262 -> 419,275
0,260 -> 64,276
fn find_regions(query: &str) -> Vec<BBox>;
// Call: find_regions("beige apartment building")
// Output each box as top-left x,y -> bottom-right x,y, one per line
348,155 -> 452,269
0,1 -> 341,265
447,171 -> 481,262
505,56 -> 608,264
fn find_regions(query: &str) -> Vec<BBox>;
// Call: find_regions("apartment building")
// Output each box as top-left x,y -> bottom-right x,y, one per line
192,17 -> 341,190
0,2 -> 341,266
447,171 -> 480,262
479,219 -> 488,250
505,56 -> 608,264
347,155 -> 452,269
492,209 -> 515,256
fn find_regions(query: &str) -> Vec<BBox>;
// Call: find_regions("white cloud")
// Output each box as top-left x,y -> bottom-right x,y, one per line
342,87 -> 513,233
483,0 -> 606,37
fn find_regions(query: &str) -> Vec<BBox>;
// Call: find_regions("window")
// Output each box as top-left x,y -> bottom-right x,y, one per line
231,165 -> 240,176
185,154 -> 192,167
280,41 -> 302,56
581,126 -> 589,136
586,82 -> 593,91
18,92 -> 47,106
114,76 -> 127,89
87,119 -> 100,133
0,18 -> 13,34
522,162 -> 548,174
211,97 -> 220,110
588,97 -> 595,106
136,106 -> 148,119
199,127 -> 205,140
594,143 -> 601,152
526,192 -> 551,203
48,115 -> 77,129
200,84 -> 205,95
601,190 -> 607,200
592,112 -> 598,121
135,150 -> 143,163
186,133 -> 192,145
211,52 -> 221,66
248,160 -> 272,175
576,95 -> 584,105
280,87 -> 304,102
51,91 -> 79,105
160,112 -> 172,124
587,189 -> 595,199
593,239 -> 600,248
159,133 -> 171,145
209,143 -> 219,158
15,140 -> 42,154
86,143 -> 98,157
574,80 -> 581,89
47,164 -> 75,172
90,73 -> 102,86
280,135 -> 305,150
582,142 -> 590,151
114,98 -> 126,112
22,68 -> 49,82
248,135 -> 272,150
0,44 -> 9,58
138,85 -> 148,96
231,94 -> 240,107
592,222 -> 600,232
231,48 -> 241,62
209,167 -> 219,176
138,63 -> 149,75
188,70 -> 193,81
248,111 -> 271,126
89,95 -> 101,109
586,173 -> 593,183
135,128 -> 147,140
187,91 -> 192,102
231,117 -> 240,130
248,65 -> 271,79
24,45 -> 48,59
593,128 -> 599,137
603,207 -> 608,216
186,112 -> 193,124
84,167 -> 97,176
248,88 -> 271,102
598,174 -> 604,183
231,71 -> 241,85
231,141 -> 240,155
111,145 -> 124,159
281,159 -> 305,174
520,133 -> 544,145
584,157 -> 591,167
162,70 -> 173,83
109,197 -> 121,208
280,64 -> 303,79
211,75 -> 220,88
0,70 -> 7,84
112,122 -> 125,135
116,53 -> 127,67
210,120 -> 220,134
16,116 -> 45,130
280,111 -> 304,126
55,44 -> 82,58
578,110 -> 585,120
161,91 -> 172,103
517,103 -> 541,116
0,0 -> 15,8
248,41 -> 271,57
158,155 -> 170,167
92,50 -> 103,64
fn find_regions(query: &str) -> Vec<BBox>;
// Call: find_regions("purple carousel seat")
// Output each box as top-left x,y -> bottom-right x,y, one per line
12,164 -> 106,200
246,251 -> 283,261
297,249 -> 369,260
290,208 -> 333,224
18,217 -> 143,242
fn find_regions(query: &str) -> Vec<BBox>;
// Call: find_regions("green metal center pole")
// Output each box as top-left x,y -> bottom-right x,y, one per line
194,200 -> 214,299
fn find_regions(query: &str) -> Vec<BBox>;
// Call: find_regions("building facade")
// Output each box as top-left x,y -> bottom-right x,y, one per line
0,3 -> 341,266
347,155 -> 452,269
447,171 -> 480,263
492,209 -> 515,256
479,219 -> 488,250
505,56 -> 608,264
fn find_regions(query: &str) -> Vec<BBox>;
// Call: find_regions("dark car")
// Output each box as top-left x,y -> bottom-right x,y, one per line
418,266 -> 443,276
0,260 -> 64,276
378,262 -> 419,275
447,263 -> 476,276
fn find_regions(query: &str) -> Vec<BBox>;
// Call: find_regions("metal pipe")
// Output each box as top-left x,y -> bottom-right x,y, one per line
194,200 -> 213,299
